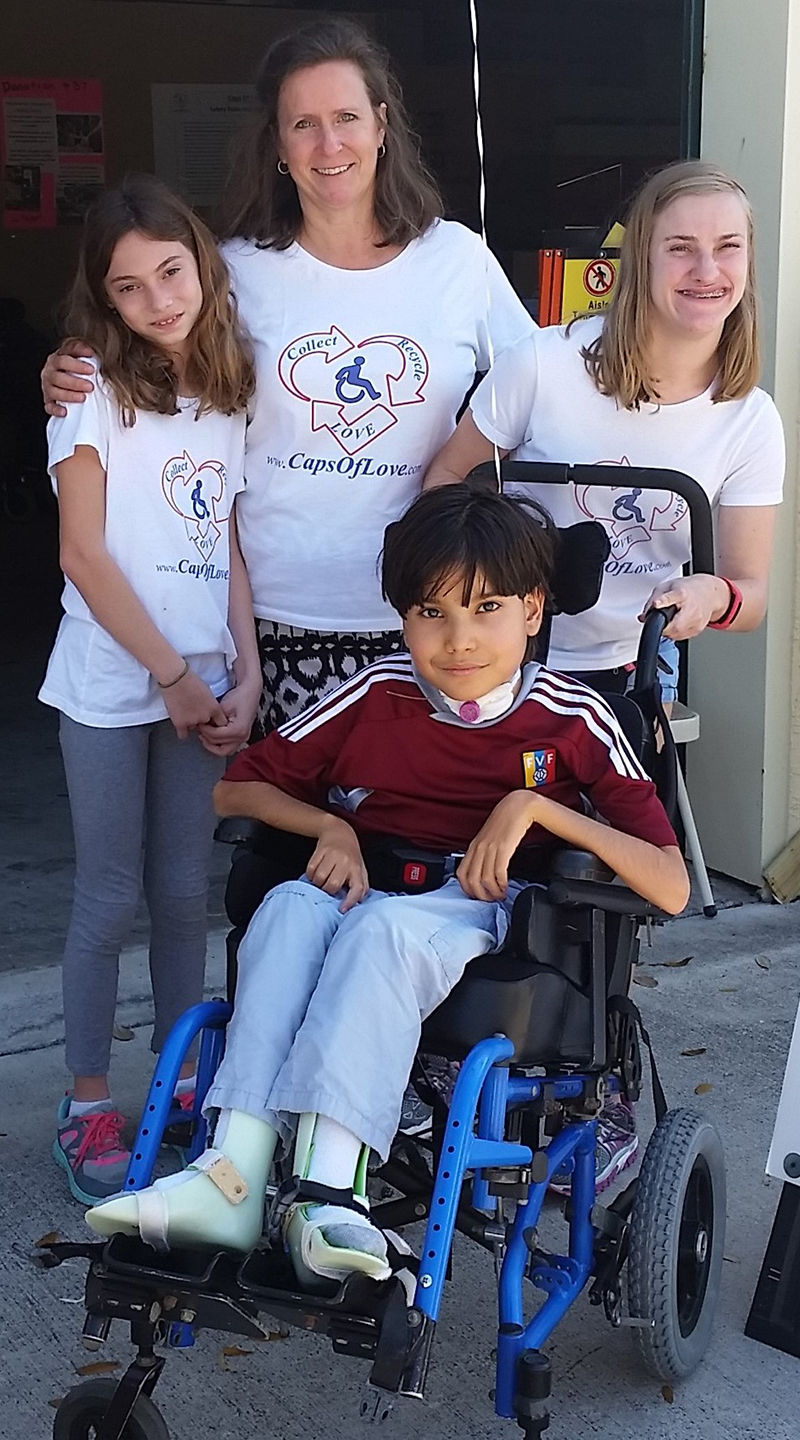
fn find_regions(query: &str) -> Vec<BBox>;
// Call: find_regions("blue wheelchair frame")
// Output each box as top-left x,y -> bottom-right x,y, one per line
45,464 -> 722,1440
122,1000 -> 608,1423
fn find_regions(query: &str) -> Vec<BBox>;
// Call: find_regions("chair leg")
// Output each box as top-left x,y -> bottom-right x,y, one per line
676,764 -> 717,917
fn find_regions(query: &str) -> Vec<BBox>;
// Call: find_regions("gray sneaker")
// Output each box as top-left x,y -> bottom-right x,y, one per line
53,1096 -> 131,1205
398,1086 -> 433,1137
549,1099 -> 639,1196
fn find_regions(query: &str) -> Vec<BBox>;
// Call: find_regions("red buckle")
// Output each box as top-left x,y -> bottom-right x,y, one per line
403,861 -> 427,886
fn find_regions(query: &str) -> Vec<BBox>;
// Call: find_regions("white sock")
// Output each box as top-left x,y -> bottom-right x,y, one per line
305,1113 -> 362,1190
302,1115 -> 384,1261
69,1098 -> 113,1118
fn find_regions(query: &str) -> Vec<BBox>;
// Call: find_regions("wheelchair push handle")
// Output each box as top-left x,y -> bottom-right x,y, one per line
634,604 -> 677,695
468,461 -> 715,579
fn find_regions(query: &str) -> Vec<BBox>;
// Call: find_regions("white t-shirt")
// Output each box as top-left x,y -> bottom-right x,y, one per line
470,316 -> 785,671
223,219 -> 534,630
39,366 -> 247,727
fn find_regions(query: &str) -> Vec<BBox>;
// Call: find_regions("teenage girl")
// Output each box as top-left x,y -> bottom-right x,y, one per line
41,174 -> 260,1203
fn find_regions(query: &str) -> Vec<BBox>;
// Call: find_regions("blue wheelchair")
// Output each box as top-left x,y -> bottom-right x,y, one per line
45,465 -> 726,1440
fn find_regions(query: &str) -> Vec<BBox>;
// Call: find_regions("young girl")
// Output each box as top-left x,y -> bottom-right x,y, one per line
425,159 -> 785,1189
85,484 -> 688,1287
426,161 -> 784,690
42,174 -> 261,1204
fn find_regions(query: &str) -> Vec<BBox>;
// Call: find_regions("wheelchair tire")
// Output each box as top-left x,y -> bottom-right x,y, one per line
52,1377 -> 170,1440
627,1108 -> 726,1382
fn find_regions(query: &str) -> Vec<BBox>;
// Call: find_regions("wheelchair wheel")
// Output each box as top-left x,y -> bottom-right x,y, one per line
53,1378 -> 169,1440
628,1108 -> 726,1381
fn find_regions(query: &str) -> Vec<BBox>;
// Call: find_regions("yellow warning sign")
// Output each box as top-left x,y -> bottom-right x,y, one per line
560,254 -> 619,323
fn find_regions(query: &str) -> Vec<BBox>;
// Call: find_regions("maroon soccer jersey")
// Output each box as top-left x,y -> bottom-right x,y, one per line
224,656 -> 677,854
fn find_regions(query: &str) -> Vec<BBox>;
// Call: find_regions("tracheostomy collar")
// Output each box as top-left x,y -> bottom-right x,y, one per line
437,670 -> 522,724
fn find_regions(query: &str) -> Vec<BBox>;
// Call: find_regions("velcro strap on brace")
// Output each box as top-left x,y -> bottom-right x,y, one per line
189,1149 -> 249,1204
137,1189 -> 170,1251
268,1174 -> 368,1244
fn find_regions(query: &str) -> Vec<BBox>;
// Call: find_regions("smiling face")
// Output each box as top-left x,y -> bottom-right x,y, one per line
104,232 -> 203,358
648,190 -> 750,343
403,572 -> 544,703
276,59 -> 386,222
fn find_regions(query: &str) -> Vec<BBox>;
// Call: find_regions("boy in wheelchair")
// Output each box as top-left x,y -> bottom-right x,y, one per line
85,482 -> 689,1291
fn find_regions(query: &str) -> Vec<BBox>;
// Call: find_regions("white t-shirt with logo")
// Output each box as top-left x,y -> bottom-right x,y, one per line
470,316 -> 785,671
222,220 -> 534,630
39,366 -> 247,727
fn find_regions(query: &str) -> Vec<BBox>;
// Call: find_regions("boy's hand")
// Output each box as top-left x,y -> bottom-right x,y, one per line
457,791 -> 538,902
306,816 -> 369,912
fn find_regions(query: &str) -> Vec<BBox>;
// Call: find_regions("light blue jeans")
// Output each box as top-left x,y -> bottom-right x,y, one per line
622,636 -> 680,704
205,876 -> 520,1160
651,636 -> 680,705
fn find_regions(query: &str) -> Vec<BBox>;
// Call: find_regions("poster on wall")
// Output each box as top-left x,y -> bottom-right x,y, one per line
1,76 -> 105,229
152,84 -> 256,209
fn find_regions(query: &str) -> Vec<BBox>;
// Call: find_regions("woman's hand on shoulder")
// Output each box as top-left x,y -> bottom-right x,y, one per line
42,340 -> 96,417
196,677 -> 261,757
640,574 -> 731,641
306,816 -> 369,913
160,666 -> 227,741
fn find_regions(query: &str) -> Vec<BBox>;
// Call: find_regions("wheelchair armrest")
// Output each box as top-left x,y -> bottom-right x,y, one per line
550,848 -> 614,885
546,876 -> 669,921
214,816 -> 280,852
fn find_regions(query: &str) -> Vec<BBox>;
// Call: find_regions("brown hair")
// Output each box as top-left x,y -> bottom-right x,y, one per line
580,160 -> 759,408
65,173 -> 255,425
219,18 -> 442,249
382,479 -> 554,617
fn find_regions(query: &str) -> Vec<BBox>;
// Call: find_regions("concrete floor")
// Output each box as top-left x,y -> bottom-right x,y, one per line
2,903 -> 800,1439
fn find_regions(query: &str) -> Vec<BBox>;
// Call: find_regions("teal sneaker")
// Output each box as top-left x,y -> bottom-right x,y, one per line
53,1096 -> 131,1205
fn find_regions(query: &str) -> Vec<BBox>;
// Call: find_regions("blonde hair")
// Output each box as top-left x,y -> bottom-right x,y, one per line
580,160 -> 759,409
65,173 -> 255,426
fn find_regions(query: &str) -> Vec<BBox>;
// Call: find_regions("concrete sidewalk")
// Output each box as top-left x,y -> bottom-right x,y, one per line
2,900 -> 799,1440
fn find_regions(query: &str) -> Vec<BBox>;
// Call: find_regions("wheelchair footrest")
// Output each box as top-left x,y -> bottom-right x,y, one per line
65,1232 -> 417,1376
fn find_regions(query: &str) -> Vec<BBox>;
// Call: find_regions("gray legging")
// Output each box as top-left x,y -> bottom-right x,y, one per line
59,714 -> 224,1078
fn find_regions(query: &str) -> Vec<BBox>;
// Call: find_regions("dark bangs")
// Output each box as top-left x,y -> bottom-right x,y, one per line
382,483 -> 555,617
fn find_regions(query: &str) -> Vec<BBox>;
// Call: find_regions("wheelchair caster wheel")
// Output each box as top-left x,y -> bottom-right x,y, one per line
628,1108 -> 726,1381
53,1377 -> 169,1439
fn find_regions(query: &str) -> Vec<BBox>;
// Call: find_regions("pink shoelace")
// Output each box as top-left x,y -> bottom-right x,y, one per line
72,1109 -> 128,1169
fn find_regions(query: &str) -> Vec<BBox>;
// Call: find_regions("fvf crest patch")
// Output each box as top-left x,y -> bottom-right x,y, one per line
522,748 -> 556,789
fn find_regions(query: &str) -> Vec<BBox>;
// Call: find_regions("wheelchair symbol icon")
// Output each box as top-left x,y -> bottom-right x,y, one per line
612,487 -> 645,525
191,477 -> 209,521
334,355 -> 382,405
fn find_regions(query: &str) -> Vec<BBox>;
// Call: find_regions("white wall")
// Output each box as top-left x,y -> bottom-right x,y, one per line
691,0 -> 800,882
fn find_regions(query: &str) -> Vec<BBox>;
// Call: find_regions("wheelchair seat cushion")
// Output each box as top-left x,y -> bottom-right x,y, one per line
422,889 -> 608,1066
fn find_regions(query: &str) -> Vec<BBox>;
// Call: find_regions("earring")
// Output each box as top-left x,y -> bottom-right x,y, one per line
377,143 -> 386,159
277,159 -> 290,175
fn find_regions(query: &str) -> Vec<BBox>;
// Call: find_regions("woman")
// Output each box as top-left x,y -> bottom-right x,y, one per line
425,160 -> 785,700
42,19 -> 534,735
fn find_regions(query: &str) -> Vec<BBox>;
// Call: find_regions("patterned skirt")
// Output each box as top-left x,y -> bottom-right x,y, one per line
253,619 -> 405,738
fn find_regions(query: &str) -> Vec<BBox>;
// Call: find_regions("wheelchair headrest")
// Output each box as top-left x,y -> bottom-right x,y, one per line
550,521 -> 611,616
